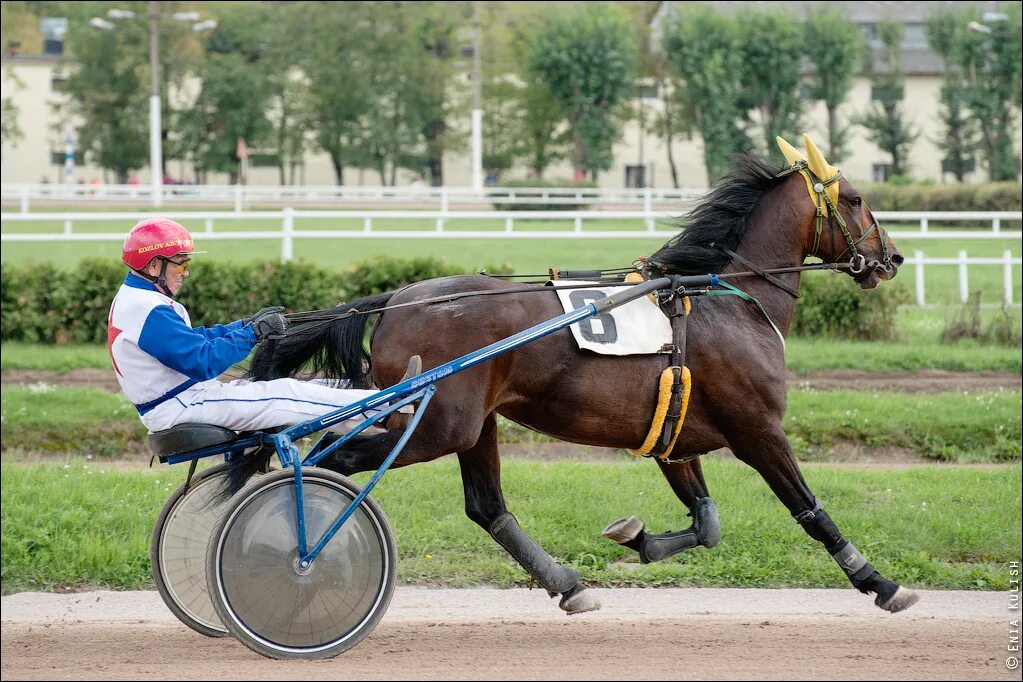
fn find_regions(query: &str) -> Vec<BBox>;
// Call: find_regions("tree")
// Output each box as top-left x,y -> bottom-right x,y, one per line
925,7 -> 982,182
57,3 -> 149,183
925,4 -> 1021,182
661,5 -> 749,183
855,20 -> 918,178
526,3 -> 638,180
176,5 -> 275,182
736,8 -> 804,156
1,68 -> 24,148
803,7 -> 865,162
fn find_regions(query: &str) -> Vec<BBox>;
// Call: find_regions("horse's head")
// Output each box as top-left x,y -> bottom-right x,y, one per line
777,135 -> 904,289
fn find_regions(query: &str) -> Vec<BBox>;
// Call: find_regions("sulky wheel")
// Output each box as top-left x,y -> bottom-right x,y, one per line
150,463 -> 235,637
205,468 -> 397,660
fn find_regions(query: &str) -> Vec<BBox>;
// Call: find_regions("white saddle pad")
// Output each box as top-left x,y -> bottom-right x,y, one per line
547,281 -> 672,355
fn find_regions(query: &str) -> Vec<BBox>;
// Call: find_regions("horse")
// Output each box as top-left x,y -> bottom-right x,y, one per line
232,135 -> 915,616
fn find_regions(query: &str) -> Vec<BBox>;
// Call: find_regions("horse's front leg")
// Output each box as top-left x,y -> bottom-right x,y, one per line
729,423 -> 919,613
602,457 -> 721,563
459,414 -> 599,615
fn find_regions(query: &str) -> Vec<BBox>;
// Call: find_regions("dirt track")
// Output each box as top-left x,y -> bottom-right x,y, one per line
1,587 -> 1018,680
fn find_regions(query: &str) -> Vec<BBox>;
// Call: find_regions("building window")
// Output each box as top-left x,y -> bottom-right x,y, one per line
624,164 -> 652,188
871,83 -> 904,101
872,163 -> 892,183
50,151 -> 84,165
51,76 -> 68,92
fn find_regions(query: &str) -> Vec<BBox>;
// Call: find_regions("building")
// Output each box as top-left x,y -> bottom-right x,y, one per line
1,1 -> 1019,189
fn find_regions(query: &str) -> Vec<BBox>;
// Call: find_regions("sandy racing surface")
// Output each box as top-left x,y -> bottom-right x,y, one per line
2,586 -> 1018,680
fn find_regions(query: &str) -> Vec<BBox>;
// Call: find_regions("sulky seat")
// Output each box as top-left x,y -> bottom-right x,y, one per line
147,423 -> 239,458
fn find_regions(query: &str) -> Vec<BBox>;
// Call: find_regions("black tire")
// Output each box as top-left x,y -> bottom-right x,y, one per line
150,463 -> 233,637
206,468 -> 397,660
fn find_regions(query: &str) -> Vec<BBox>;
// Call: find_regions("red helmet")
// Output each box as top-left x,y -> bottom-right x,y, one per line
121,218 -> 202,271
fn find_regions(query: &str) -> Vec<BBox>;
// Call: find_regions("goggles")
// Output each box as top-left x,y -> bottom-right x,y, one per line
166,258 -> 191,274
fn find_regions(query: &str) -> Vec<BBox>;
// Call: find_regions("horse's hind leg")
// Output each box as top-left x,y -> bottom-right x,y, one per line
730,424 -> 918,613
458,414 -> 599,615
602,457 -> 721,563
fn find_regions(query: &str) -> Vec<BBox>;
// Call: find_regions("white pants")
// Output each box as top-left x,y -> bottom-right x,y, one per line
141,378 -> 380,433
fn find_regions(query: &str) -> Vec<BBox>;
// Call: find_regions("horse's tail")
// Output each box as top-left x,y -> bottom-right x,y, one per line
246,291 -> 395,386
216,291 -> 395,502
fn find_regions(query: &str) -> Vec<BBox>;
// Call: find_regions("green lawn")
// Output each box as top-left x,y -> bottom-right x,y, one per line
2,457 -> 1018,593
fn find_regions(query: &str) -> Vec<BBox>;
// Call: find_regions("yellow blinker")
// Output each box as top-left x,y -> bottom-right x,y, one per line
776,135 -> 840,218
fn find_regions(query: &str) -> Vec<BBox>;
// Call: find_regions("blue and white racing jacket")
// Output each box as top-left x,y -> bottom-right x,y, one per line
107,273 -> 257,417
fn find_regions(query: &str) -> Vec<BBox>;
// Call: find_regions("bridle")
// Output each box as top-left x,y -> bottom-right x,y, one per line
775,159 -> 894,278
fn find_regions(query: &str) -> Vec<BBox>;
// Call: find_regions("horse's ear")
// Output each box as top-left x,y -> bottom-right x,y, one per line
804,134 -> 840,208
776,136 -> 805,165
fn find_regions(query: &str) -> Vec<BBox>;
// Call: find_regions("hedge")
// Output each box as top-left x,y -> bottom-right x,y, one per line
0,256 -> 509,344
861,182 -> 1021,227
491,177 -> 598,211
790,271 -> 909,341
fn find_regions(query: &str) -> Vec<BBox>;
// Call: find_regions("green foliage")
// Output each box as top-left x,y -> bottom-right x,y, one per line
803,7 -> 866,162
526,3 -> 638,179
735,8 -> 804,155
490,177 -> 597,210
791,272 -> 909,341
342,256 -> 504,298
854,20 -> 918,178
925,4 -> 1022,182
661,6 -> 749,183
0,256 -> 501,344
941,292 -> 1022,347
861,182 -> 1022,218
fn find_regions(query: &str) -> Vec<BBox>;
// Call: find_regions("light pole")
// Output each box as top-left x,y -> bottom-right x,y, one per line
471,1 -> 483,194
90,3 -> 216,207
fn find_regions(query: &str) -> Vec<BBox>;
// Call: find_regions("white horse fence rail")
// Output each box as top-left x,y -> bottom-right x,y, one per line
2,209 -> 1020,307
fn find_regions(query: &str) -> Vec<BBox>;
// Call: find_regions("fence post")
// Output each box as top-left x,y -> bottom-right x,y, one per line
505,217 -> 513,233
644,186 -> 654,231
205,218 -> 214,233
20,187 -> 29,214
64,219 -> 72,235
574,216 -> 582,233
363,216 -> 372,233
993,217 -> 1001,233
958,250 -> 969,303
281,208 -> 294,262
1005,250 -> 1014,307
234,184 -> 243,213
437,188 -> 448,232
915,250 -> 925,306
920,217 -> 928,233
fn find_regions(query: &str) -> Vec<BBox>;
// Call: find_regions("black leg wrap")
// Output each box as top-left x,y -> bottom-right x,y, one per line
794,500 -> 843,547
694,497 -> 720,548
489,513 -> 579,595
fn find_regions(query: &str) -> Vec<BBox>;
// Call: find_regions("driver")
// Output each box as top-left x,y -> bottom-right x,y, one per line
108,218 -> 419,434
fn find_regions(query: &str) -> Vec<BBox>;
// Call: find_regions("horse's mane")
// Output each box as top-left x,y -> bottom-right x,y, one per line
650,155 -> 787,275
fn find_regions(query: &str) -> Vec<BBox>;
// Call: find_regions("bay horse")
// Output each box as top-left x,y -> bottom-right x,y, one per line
235,136 -> 916,615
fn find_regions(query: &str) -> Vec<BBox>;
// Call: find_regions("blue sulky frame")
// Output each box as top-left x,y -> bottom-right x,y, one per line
158,274 -> 715,569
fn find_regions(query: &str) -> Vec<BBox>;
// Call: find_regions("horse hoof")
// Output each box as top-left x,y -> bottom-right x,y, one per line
560,586 -> 600,615
602,516 -> 644,544
876,586 -> 920,613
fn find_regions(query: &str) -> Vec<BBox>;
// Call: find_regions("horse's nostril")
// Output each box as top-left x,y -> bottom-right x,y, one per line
891,254 -> 905,266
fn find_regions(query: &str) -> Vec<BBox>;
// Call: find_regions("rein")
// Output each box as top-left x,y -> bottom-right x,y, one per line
284,261 -> 854,325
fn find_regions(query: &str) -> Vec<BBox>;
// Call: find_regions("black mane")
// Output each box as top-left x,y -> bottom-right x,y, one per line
650,155 -> 787,275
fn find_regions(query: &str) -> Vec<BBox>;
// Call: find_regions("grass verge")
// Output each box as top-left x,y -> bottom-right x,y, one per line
1,458 -> 1017,594
3,385 -> 1018,462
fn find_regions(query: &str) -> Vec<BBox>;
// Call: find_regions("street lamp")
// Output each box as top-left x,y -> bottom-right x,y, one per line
90,3 -> 216,207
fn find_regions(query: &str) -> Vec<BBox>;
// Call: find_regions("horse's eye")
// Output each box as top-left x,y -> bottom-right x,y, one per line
850,196 -> 862,207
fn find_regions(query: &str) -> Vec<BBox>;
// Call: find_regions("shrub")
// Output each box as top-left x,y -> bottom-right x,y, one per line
1,256 -> 508,344
790,271 -> 909,341
940,292 -> 1022,347
861,182 -> 1022,228
491,177 -> 598,211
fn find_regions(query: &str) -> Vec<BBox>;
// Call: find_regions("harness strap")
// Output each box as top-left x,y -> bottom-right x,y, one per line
723,248 -> 801,299
707,282 -> 786,351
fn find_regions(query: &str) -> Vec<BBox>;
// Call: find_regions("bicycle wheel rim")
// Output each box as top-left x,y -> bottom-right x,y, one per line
211,472 -> 393,655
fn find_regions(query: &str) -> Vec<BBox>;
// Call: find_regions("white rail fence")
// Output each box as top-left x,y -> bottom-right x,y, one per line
3,183 -> 706,212
2,209 -> 1020,307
